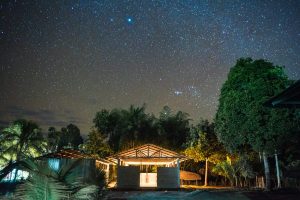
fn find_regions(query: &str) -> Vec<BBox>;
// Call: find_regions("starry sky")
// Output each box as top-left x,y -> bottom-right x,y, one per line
1,0 -> 300,135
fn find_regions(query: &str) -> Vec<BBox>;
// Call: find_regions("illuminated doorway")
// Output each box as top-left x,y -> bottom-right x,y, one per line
140,173 -> 157,187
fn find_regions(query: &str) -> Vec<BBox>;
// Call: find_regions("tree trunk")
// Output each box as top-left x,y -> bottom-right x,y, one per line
263,151 -> 271,190
204,158 -> 208,186
275,151 -> 281,188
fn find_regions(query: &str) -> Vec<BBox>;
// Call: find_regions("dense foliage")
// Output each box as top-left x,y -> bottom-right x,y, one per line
185,120 -> 226,186
215,58 -> 300,189
93,105 -> 190,152
47,124 -> 83,152
0,120 -> 46,181
83,129 -> 112,158
13,159 -> 103,200
0,120 -> 46,165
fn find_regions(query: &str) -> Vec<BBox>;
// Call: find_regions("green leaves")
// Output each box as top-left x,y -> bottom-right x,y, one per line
185,120 -> 225,163
0,120 -> 46,169
84,129 -> 112,159
215,58 -> 295,154
93,105 -> 190,152
14,158 -> 101,200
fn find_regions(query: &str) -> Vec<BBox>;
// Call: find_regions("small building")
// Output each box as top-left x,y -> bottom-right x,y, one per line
43,149 -> 112,182
107,144 -> 187,189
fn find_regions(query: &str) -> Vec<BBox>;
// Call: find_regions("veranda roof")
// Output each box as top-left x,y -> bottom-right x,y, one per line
42,149 -> 111,165
264,80 -> 300,108
107,143 -> 187,163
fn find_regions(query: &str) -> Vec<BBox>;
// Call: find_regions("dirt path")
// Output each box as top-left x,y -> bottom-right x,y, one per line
105,189 -> 300,200
106,190 -> 250,200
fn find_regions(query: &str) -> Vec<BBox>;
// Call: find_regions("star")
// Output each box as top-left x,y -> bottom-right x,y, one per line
0,0 -> 299,134
174,91 -> 183,96
127,17 -> 133,23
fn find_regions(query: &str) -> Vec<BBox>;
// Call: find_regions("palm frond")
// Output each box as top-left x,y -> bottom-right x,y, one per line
71,184 -> 98,200
14,172 -> 68,200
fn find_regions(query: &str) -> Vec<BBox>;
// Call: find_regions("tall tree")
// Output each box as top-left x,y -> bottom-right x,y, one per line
93,105 -> 190,152
84,129 -> 112,158
47,127 -> 61,152
58,124 -> 83,150
93,105 -> 159,152
215,58 -> 298,190
158,106 -> 190,150
119,105 -> 148,149
93,109 -> 124,152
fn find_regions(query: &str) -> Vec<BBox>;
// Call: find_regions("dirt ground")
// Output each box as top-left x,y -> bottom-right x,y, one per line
104,188 -> 300,200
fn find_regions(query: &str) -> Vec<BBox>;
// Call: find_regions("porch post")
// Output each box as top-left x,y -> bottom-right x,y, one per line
106,164 -> 110,182
177,158 -> 180,187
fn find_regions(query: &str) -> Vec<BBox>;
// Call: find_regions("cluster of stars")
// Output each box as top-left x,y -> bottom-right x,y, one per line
0,0 -> 299,134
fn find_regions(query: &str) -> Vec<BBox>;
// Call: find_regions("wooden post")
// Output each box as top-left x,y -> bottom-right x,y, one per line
177,159 -> 180,187
107,164 -> 110,182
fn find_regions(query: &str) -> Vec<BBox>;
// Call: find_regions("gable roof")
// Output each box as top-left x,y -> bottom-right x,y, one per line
107,144 -> 186,162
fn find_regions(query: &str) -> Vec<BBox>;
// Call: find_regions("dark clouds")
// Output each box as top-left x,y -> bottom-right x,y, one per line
0,106 -> 83,132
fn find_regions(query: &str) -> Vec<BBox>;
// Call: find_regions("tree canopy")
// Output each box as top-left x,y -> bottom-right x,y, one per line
93,105 -> 190,152
215,58 -> 297,154
214,58 -> 299,189
47,124 -> 83,151
0,119 -> 46,167
185,120 -> 225,186
83,129 -> 112,158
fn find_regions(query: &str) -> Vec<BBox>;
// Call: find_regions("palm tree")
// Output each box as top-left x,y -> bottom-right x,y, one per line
212,156 -> 254,187
14,158 -> 103,200
120,105 -> 147,149
0,119 -> 46,181
159,108 -> 190,150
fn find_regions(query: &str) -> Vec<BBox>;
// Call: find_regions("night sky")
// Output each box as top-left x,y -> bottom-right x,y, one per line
1,0 -> 300,135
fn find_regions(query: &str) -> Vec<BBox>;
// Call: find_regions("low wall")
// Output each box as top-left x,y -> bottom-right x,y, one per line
117,166 -> 140,189
157,167 -> 180,189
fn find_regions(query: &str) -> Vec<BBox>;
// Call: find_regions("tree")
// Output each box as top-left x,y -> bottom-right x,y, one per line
84,129 -> 112,158
212,156 -> 255,187
0,119 -> 46,181
47,127 -> 61,152
185,120 -> 225,186
93,109 -> 124,152
119,105 -> 148,149
66,124 -> 83,149
93,105 -> 159,152
57,124 -> 83,150
93,105 -> 190,152
215,58 -> 298,190
158,106 -> 190,150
